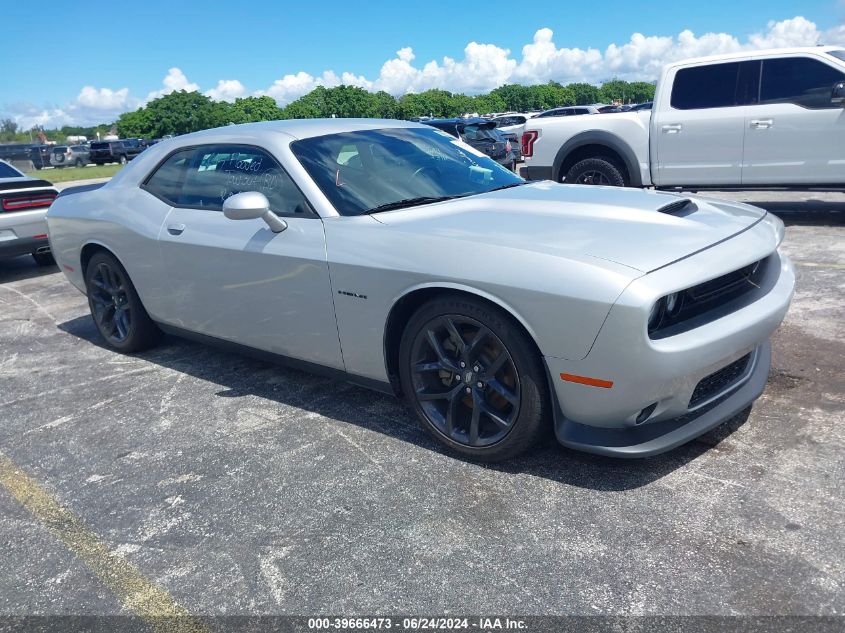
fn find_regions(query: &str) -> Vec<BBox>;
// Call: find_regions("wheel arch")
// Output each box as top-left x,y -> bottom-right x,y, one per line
79,241 -> 123,275
552,130 -> 642,187
382,283 -> 544,397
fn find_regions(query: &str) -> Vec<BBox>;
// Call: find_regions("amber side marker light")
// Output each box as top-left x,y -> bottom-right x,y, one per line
560,373 -> 614,389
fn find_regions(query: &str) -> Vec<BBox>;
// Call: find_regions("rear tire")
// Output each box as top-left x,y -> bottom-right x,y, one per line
398,294 -> 549,462
83,252 -> 161,353
75,158 -> 84,167
564,157 -> 626,187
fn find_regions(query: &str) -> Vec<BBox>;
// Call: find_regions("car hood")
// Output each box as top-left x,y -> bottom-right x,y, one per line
372,181 -> 766,273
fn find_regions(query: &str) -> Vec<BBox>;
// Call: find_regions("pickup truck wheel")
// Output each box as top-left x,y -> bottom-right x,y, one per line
118,155 -> 127,165
565,157 -> 626,187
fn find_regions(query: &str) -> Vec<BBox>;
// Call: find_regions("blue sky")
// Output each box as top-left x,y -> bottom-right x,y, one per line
2,0 -> 844,127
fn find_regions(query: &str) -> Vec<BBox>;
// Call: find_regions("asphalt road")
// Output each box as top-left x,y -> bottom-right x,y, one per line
0,191 -> 842,626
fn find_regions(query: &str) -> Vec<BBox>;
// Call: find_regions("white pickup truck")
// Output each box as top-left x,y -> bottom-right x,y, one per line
521,46 -> 845,190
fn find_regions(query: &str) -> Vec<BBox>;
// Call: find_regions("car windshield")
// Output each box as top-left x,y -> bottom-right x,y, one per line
828,49 -> 845,62
0,162 -> 23,178
290,126 -> 523,216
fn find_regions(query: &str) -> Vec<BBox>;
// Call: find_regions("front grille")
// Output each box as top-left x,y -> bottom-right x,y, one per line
689,353 -> 751,408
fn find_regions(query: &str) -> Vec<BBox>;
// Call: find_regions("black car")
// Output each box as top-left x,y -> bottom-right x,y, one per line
421,118 -> 516,171
88,140 -> 142,165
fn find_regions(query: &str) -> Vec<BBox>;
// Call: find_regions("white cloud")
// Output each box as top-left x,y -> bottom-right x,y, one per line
204,79 -> 247,102
4,15 -> 845,127
144,67 -> 199,102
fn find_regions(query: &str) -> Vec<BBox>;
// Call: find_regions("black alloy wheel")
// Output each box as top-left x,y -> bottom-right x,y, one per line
84,252 -> 160,352
88,260 -> 132,344
399,295 -> 548,461
410,314 -> 520,447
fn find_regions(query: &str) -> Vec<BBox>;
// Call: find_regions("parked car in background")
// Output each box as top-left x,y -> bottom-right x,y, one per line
629,102 -> 653,111
522,46 -> 845,188
532,105 -> 603,119
47,119 -> 794,461
422,118 -> 516,170
121,138 -> 147,156
30,145 -> 53,170
0,159 -> 58,265
491,113 -> 534,153
496,130 -> 522,164
51,145 -> 90,168
89,140 -> 139,165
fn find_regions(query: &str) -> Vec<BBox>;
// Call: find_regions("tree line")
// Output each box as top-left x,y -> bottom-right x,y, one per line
3,79 -> 656,142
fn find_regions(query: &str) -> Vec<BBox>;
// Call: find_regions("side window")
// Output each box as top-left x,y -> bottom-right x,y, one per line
143,148 -> 194,204
760,57 -> 845,109
179,145 -> 311,216
671,62 -> 741,110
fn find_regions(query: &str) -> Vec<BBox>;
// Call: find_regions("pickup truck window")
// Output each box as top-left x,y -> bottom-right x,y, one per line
671,62 -> 741,110
828,50 -> 845,63
760,57 -> 845,109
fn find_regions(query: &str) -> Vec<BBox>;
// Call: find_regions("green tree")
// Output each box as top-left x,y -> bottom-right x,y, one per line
567,82 -> 602,105
1,118 -> 19,141
625,81 -> 657,103
226,96 -> 284,123
117,90 -> 219,137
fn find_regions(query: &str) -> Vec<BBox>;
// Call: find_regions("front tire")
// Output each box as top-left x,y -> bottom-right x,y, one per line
84,252 -> 161,352
399,295 -> 548,462
564,157 -> 626,187
118,155 -> 127,165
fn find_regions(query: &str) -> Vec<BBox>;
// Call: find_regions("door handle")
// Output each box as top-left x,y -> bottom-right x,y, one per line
167,223 -> 186,236
750,119 -> 773,129
661,124 -> 682,133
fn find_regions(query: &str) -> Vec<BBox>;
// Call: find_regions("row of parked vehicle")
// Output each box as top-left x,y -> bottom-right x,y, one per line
0,138 -> 159,170
409,101 -> 653,172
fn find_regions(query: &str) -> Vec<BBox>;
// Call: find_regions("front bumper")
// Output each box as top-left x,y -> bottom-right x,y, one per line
553,342 -> 770,457
543,217 -> 794,457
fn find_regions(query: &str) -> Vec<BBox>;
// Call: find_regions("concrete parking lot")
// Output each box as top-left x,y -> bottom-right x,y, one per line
0,191 -> 842,624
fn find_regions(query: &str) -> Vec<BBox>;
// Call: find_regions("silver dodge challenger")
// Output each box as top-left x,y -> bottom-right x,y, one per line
47,119 -> 795,461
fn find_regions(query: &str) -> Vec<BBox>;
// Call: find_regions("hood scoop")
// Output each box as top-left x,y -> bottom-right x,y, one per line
657,198 -> 698,216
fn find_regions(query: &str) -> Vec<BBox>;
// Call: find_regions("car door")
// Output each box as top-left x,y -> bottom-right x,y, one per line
652,61 -> 754,187
147,144 -> 344,370
742,54 -> 845,185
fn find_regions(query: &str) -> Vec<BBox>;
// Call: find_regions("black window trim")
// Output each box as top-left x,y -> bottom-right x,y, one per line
140,142 -> 318,219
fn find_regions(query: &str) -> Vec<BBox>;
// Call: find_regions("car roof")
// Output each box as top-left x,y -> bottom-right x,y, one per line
665,45 -> 843,69
171,118 -> 425,144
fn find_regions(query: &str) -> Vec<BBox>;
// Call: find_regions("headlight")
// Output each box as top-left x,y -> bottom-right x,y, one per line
648,300 -> 664,332
665,292 -> 682,316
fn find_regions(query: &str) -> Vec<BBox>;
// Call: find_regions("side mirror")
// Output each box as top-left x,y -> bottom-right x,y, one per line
222,191 -> 287,233
832,82 -> 845,106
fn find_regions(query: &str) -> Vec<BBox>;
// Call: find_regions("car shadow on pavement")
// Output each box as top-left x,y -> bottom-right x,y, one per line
58,314 -> 750,492
0,257 -> 59,283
